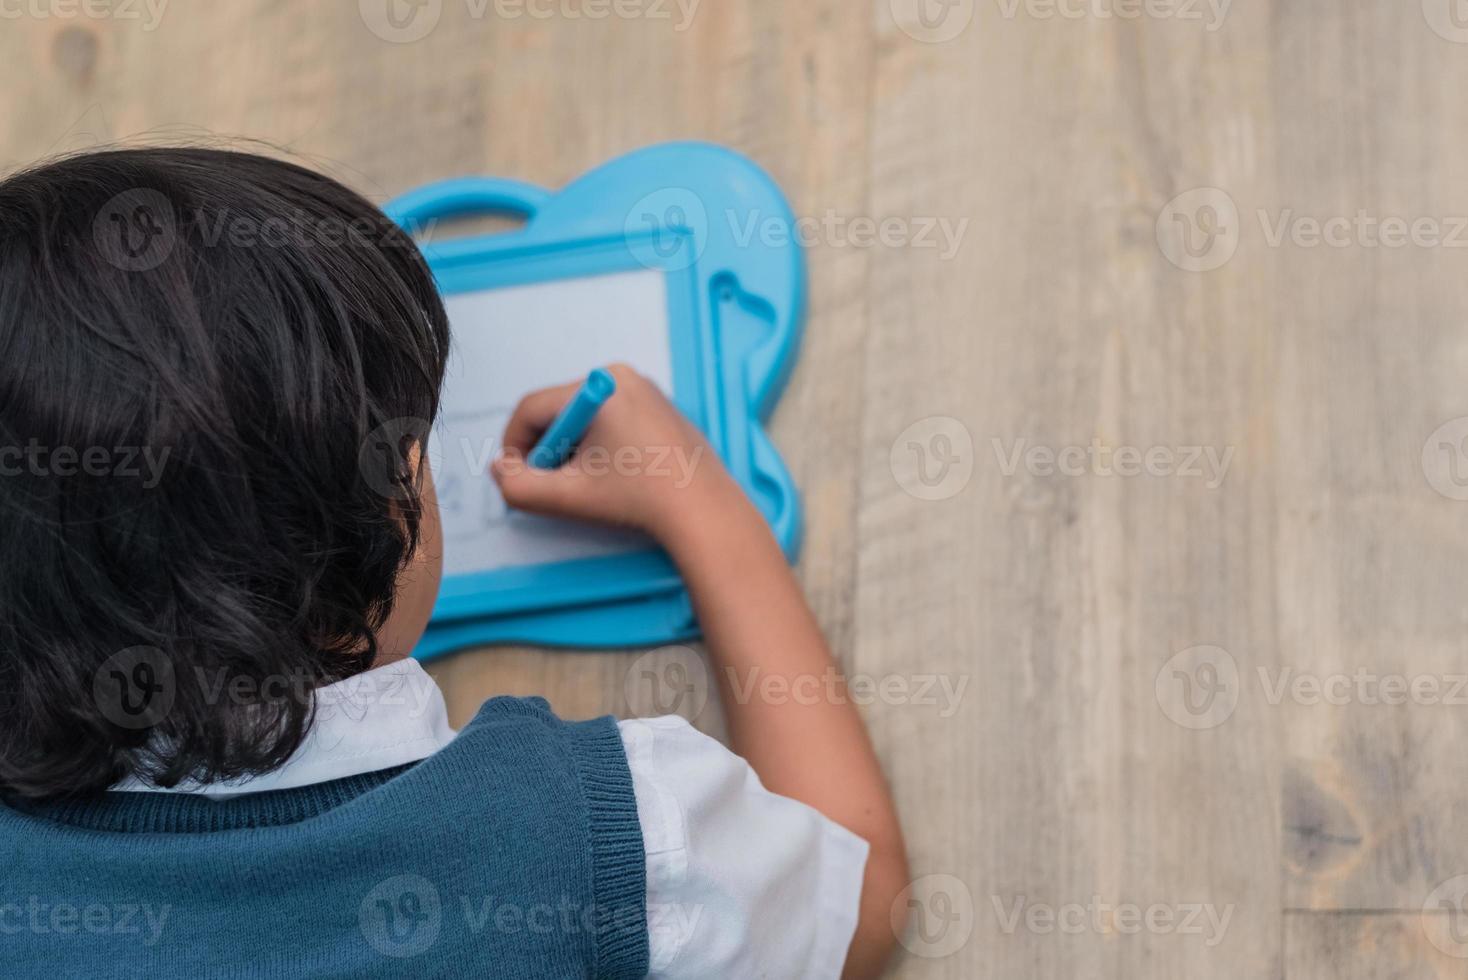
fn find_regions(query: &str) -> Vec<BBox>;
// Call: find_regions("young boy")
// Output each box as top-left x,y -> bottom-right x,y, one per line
0,148 -> 907,979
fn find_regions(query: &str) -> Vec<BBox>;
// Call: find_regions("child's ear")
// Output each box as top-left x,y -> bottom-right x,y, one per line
374,444 -> 443,668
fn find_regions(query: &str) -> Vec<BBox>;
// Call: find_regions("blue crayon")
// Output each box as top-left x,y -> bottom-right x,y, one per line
528,368 -> 618,469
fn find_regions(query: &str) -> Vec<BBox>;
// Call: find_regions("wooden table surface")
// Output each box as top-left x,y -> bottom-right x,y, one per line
6,2 -> 1468,976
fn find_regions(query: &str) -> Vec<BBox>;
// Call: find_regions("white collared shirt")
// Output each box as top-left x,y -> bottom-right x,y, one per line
114,658 -> 869,979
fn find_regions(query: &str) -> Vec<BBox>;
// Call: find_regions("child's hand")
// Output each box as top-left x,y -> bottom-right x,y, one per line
490,364 -> 740,541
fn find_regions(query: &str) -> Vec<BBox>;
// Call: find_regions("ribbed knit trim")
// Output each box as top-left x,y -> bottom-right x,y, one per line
8,763 -> 417,833
470,697 -> 649,977
564,716 -> 650,980
7,698 -> 555,833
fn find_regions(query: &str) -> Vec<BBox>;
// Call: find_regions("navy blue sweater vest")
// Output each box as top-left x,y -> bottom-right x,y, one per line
0,696 -> 649,979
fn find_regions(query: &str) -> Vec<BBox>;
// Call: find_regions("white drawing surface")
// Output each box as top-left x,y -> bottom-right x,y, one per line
431,268 -> 674,577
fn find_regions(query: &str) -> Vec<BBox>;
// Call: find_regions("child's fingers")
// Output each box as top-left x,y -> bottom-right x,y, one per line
490,454 -> 592,517
498,381 -> 584,455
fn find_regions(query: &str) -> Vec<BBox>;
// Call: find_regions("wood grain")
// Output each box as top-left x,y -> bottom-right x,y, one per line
3,1 -> 1466,975
1285,913 -> 1468,980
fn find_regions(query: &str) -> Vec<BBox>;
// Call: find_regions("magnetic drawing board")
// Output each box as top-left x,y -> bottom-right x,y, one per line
433,269 -> 672,577
386,142 -> 806,658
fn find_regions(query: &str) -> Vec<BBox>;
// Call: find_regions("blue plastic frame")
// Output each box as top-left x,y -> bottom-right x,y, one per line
385,142 -> 806,659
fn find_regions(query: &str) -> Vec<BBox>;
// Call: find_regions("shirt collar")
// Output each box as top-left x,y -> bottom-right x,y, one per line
112,658 -> 457,798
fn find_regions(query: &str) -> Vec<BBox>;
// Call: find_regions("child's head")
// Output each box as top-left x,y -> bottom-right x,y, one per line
0,148 -> 449,800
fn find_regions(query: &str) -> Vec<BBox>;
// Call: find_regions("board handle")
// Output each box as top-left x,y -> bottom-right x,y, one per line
384,176 -> 552,230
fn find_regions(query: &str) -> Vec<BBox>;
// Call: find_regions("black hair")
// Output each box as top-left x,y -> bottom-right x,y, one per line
0,147 -> 450,800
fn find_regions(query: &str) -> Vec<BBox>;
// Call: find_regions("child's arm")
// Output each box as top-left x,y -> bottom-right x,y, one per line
492,365 -> 909,979
655,475 -> 911,979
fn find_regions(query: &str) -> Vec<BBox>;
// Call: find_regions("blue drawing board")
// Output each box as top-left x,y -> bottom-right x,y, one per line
384,142 -> 805,659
